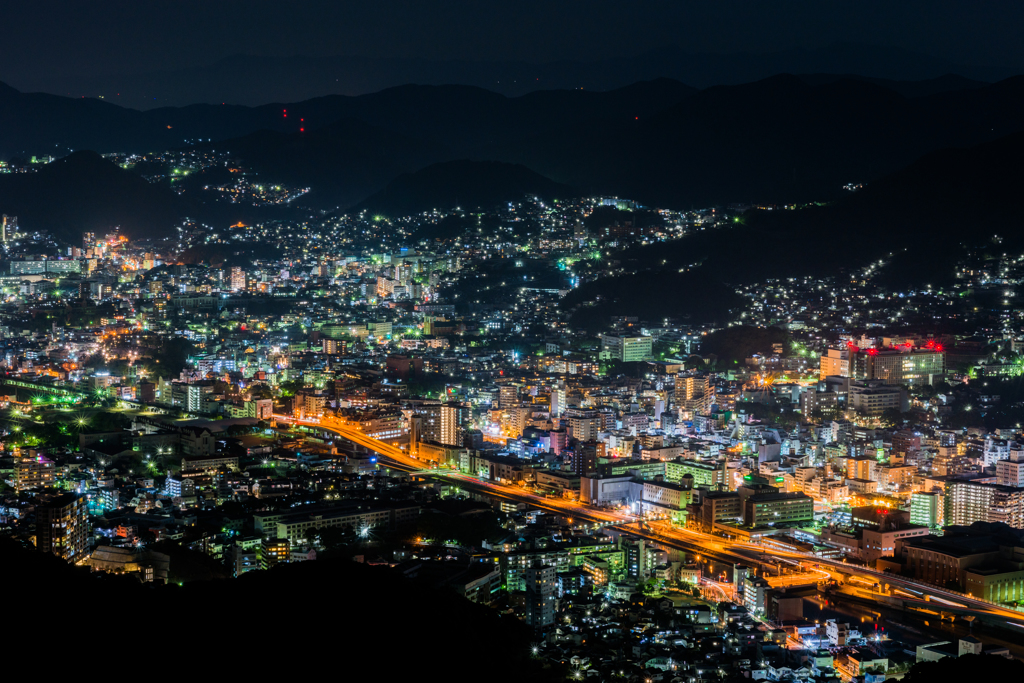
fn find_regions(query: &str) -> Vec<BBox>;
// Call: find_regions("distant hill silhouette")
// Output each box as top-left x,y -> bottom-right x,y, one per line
561,131 -> 1024,332
516,74 -> 1024,207
353,160 -> 576,216
5,75 -> 1024,210
597,131 -> 1024,298
203,117 -> 442,209
0,151 -> 184,242
18,42 -> 1014,109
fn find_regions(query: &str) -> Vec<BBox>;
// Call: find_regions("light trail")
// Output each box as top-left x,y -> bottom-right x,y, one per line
274,413 -> 1024,627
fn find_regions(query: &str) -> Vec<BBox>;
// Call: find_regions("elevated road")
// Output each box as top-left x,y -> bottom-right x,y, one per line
275,413 -> 1024,628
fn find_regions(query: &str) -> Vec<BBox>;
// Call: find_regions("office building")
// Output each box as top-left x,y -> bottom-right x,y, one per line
820,348 -> 851,378
599,334 -> 652,362
852,347 -> 945,386
743,492 -> 814,527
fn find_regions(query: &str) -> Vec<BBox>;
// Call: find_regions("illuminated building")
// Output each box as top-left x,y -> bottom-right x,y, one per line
549,384 -> 566,418
910,491 -> 941,527
743,575 -> 770,615
854,345 -> 945,386
820,348 -> 851,377
665,458 -> 725,489
599,334 -> 652,362
945,481 -> 1024,528
742,492 -> 814,527
257,504 -> 421,544
439,401 -> 466,446
569,441 -> 603,476
564,408 -> 600,442
36,493 -> 88,562
699,491 -> 742,531
847,380 -> 904,416
230,266 -> 245,292
499,384 -> 519,408
0,214 -> 14,242
259,537 -> 290,570
674,371 -> 711,413
524,562 -> 557,627
15,453 -> 56,491
995,451 -> 1024,487
302,391 -> 327,418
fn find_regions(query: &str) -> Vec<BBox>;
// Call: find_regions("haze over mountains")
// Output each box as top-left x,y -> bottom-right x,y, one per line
13,43 -> 1018,109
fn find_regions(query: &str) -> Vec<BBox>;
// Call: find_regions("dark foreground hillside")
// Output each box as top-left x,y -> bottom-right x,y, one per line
0,539 -> 554,681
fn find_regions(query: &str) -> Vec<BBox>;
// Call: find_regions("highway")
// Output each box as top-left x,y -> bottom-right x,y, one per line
274,414 -> 1024,628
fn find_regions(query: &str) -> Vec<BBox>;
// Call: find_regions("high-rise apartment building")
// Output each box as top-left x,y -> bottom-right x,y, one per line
569,441 -> 603,476
439,402 -> 466,447
675,371 -> 711,414
549,385 -> 566,418
499,384 -> 519,408
259,538 -> 290,570
996,452 -> 1024,487
15,452 -> 56,491
945,480 -> 1024,529
524,563 -> 556,628
0,214 -> 15,242
36,493 -> 89,562
910,491 -> 941,528
230,266 -> 245,292
564,409 -> 601,442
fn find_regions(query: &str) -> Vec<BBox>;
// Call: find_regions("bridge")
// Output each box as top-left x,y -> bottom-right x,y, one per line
274,413 -> 1024,629
1,378 -> 85,401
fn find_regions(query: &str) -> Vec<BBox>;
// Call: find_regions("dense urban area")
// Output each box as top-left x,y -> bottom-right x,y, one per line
3,139 -> 1024,681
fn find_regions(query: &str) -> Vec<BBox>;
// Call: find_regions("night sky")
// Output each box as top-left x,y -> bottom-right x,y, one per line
5,1 -> 1024,106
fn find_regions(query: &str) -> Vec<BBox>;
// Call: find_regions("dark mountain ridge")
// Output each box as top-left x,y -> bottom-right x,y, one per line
0,151 -> 185,242
5,74 -> 1024,211
560,131 -> 1024,330
352,160 -> 576,216
610,130 -> 1024,290
14,41 -> 1016,109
